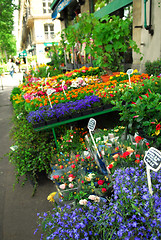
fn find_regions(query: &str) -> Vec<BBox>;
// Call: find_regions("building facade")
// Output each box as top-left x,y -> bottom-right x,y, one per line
50,0 -> 161,73
18,0 -> 61,64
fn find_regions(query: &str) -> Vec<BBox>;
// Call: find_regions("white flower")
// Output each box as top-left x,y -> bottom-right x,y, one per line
88,173 -> 95,180
79,199 -> 88,205
68,177 -> 74,182
88,195 -> 100,203
59,184 -> 66,190
69,183 -> 74,188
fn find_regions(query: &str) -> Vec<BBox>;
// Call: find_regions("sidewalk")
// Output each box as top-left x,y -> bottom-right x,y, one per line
0,84 -> 55,239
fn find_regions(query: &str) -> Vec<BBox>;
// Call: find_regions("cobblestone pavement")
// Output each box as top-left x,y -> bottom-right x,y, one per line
0,76 -> 55,240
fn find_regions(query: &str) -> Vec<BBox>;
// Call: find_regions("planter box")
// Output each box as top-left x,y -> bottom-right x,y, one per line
103,103 -> 114,110
33,122 -> 45,129
81,109 -> 93,116
71,111 -> 82,119
45,118 -> 58,125
92,106 -> 104,113
58,115 -> 70,122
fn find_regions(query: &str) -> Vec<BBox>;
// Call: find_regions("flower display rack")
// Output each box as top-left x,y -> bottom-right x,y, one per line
34,107 -> 115,149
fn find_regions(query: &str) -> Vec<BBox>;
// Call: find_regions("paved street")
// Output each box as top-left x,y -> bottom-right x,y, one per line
0,74 -> 55,240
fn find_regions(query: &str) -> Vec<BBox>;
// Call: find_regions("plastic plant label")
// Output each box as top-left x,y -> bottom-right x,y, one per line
144,147 -> 161,172
126,69 -> 133,75
46,88 -> 55,96
127,68 -> 133,86
62,80 -> 66,96
87,118 -> 96,132
144,147 -> 161,195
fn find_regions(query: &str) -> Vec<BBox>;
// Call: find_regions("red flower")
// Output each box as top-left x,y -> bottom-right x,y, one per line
108,164 -> 113,169
145,93 -> 149,97
139,96 -> 143,99
81,180 -> 84,183
135,136 -> 142,143
121,151 -> 130,158
135,160 -> 140,164
68,174 -> 74,178
53,175 -> 59,180
98,180 -> 105,185
146,142 -> 149,146
102,188 -> 107,193
71,164 -> 76,169
156,123 -> 161,131
59,165 -> 64,169
131,102 -> 136,104
135,154 -> 140,159
148,89 -> 152,93
110,94 -> 114,97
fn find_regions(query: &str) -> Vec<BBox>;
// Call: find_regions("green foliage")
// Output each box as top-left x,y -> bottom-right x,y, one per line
145,59 -> 161,76
61,13 -> 141,72
8,113 -> 53,188
0,0 -> 17,61
112,77 -> 161,147
49,44 -> 65,69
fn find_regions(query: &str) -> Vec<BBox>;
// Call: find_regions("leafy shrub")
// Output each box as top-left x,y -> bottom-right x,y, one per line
145,59 -> 161,76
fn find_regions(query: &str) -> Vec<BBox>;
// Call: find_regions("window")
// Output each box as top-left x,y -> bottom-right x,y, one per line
44,24 -> 54,40
42,0 -> 52,14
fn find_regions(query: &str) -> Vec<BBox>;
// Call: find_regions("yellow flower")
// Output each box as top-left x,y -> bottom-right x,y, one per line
47,192 -> 57,202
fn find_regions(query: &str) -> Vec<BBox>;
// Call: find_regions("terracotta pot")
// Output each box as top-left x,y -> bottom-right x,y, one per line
101,72 -> 120,82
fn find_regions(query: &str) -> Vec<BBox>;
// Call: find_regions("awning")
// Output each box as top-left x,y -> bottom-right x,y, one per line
44,42 -> 53,46
51,0 -> 73,19
94,0 -> 133,19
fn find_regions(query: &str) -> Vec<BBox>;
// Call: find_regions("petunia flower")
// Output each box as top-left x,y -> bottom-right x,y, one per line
135,136 -> 142,143
98,180 -> 105,185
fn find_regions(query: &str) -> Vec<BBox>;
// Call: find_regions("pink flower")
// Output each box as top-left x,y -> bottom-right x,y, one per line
59,184 -> 66,190
133,115 -> 139,118
102,188 -> 107,193
69,183 -> 74,188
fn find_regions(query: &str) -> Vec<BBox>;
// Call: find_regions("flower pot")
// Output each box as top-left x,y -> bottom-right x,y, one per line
32,122 -> 45,128
101,74 -> 111,83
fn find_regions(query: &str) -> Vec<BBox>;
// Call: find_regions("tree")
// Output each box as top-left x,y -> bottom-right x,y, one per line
94,0 -> 112,11
0,0 -> 18,61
